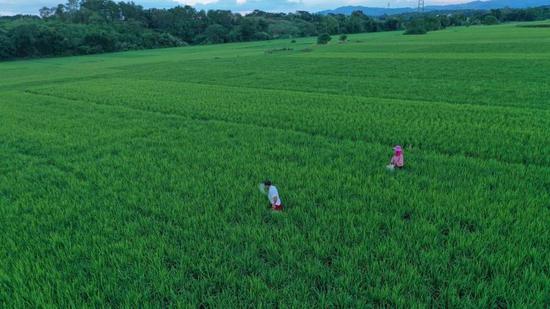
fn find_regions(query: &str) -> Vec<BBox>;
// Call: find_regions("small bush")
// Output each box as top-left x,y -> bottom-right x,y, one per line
404,19 -> 427,35
317,33 -> 332,45
405,27 -> 427,35
265,47 -> 293,54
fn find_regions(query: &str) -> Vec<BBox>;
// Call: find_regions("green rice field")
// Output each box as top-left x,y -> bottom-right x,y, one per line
0,23 -> 549,307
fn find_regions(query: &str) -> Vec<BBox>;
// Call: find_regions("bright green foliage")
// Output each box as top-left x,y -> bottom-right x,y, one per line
0,23 -> 549,307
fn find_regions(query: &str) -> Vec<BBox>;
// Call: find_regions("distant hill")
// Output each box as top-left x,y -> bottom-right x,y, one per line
319,0 -> 550,16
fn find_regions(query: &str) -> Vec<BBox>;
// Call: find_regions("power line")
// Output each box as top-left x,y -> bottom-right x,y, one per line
417,0 -> 425,12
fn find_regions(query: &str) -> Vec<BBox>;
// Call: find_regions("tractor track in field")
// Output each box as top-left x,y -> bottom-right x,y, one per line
23,90 -> 550,170
0,73 -> 122,92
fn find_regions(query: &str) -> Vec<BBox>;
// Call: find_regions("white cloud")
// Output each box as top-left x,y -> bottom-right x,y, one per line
174,0 -> 219,5
0,0 -> 484,15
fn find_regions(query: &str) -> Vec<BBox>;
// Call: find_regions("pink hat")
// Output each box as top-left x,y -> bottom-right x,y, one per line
393,145 -> 403,154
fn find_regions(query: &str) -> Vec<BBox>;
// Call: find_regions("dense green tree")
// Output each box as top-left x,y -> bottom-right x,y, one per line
39,7 -> 55,19
238,18 -> 258,41
119,2 -> 146,22
321,15 -> 339,34
0,31 -> 15,59
482,15 -> 499,25
383,18 -> 402,31
404,19 -> 427,35
207,10 -> 234,29
346,11 -> 365,33
10,24 -> 39,57
202,24 -> 228,44
1,1 -> 549,61
65,0 -> 79,12
439,15 -> 451,28
252,31 -> 271,41
82,29 -> 117,53
491,9 -> 503,20
363,17 -> 380,32
168,6 -> 203,43
267,20 -> 299,39
424,16 -> 443,31
34,25 -> 66,55
293,19 -> 317,37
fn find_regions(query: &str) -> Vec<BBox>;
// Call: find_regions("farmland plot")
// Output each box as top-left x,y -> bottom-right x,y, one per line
0,23 -> 549,307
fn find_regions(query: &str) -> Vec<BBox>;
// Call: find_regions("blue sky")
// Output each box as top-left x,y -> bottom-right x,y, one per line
0,0 -> 471,15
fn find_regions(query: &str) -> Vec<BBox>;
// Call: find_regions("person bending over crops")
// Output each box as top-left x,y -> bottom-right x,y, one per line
389,145 -> 404,169
264,180 -> 284,212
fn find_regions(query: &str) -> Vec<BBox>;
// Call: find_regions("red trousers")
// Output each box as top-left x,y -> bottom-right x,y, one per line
272,204 -> 283,211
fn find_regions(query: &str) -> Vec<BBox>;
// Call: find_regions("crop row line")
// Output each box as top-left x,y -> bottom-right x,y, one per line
129,77 -> 550,113
291,52 -> 550,60
0,72 -> 121,92
4,65 -> 548,115
24,90 -> 550,171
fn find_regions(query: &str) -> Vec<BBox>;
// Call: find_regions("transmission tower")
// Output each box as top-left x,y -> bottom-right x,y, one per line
417,0 -> 425,12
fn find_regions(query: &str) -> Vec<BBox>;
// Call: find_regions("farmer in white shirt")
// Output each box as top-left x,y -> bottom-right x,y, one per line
264,180 -> 284,212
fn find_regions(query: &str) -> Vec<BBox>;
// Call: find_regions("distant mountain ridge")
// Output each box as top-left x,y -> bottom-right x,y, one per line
319,0 -> 550,16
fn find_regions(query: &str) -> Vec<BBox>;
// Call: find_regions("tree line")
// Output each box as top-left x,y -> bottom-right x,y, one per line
403,6 -> 550,35
1,0 -> 549,60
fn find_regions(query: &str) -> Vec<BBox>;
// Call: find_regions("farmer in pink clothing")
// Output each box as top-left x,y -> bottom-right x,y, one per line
389,145 -> 404,169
